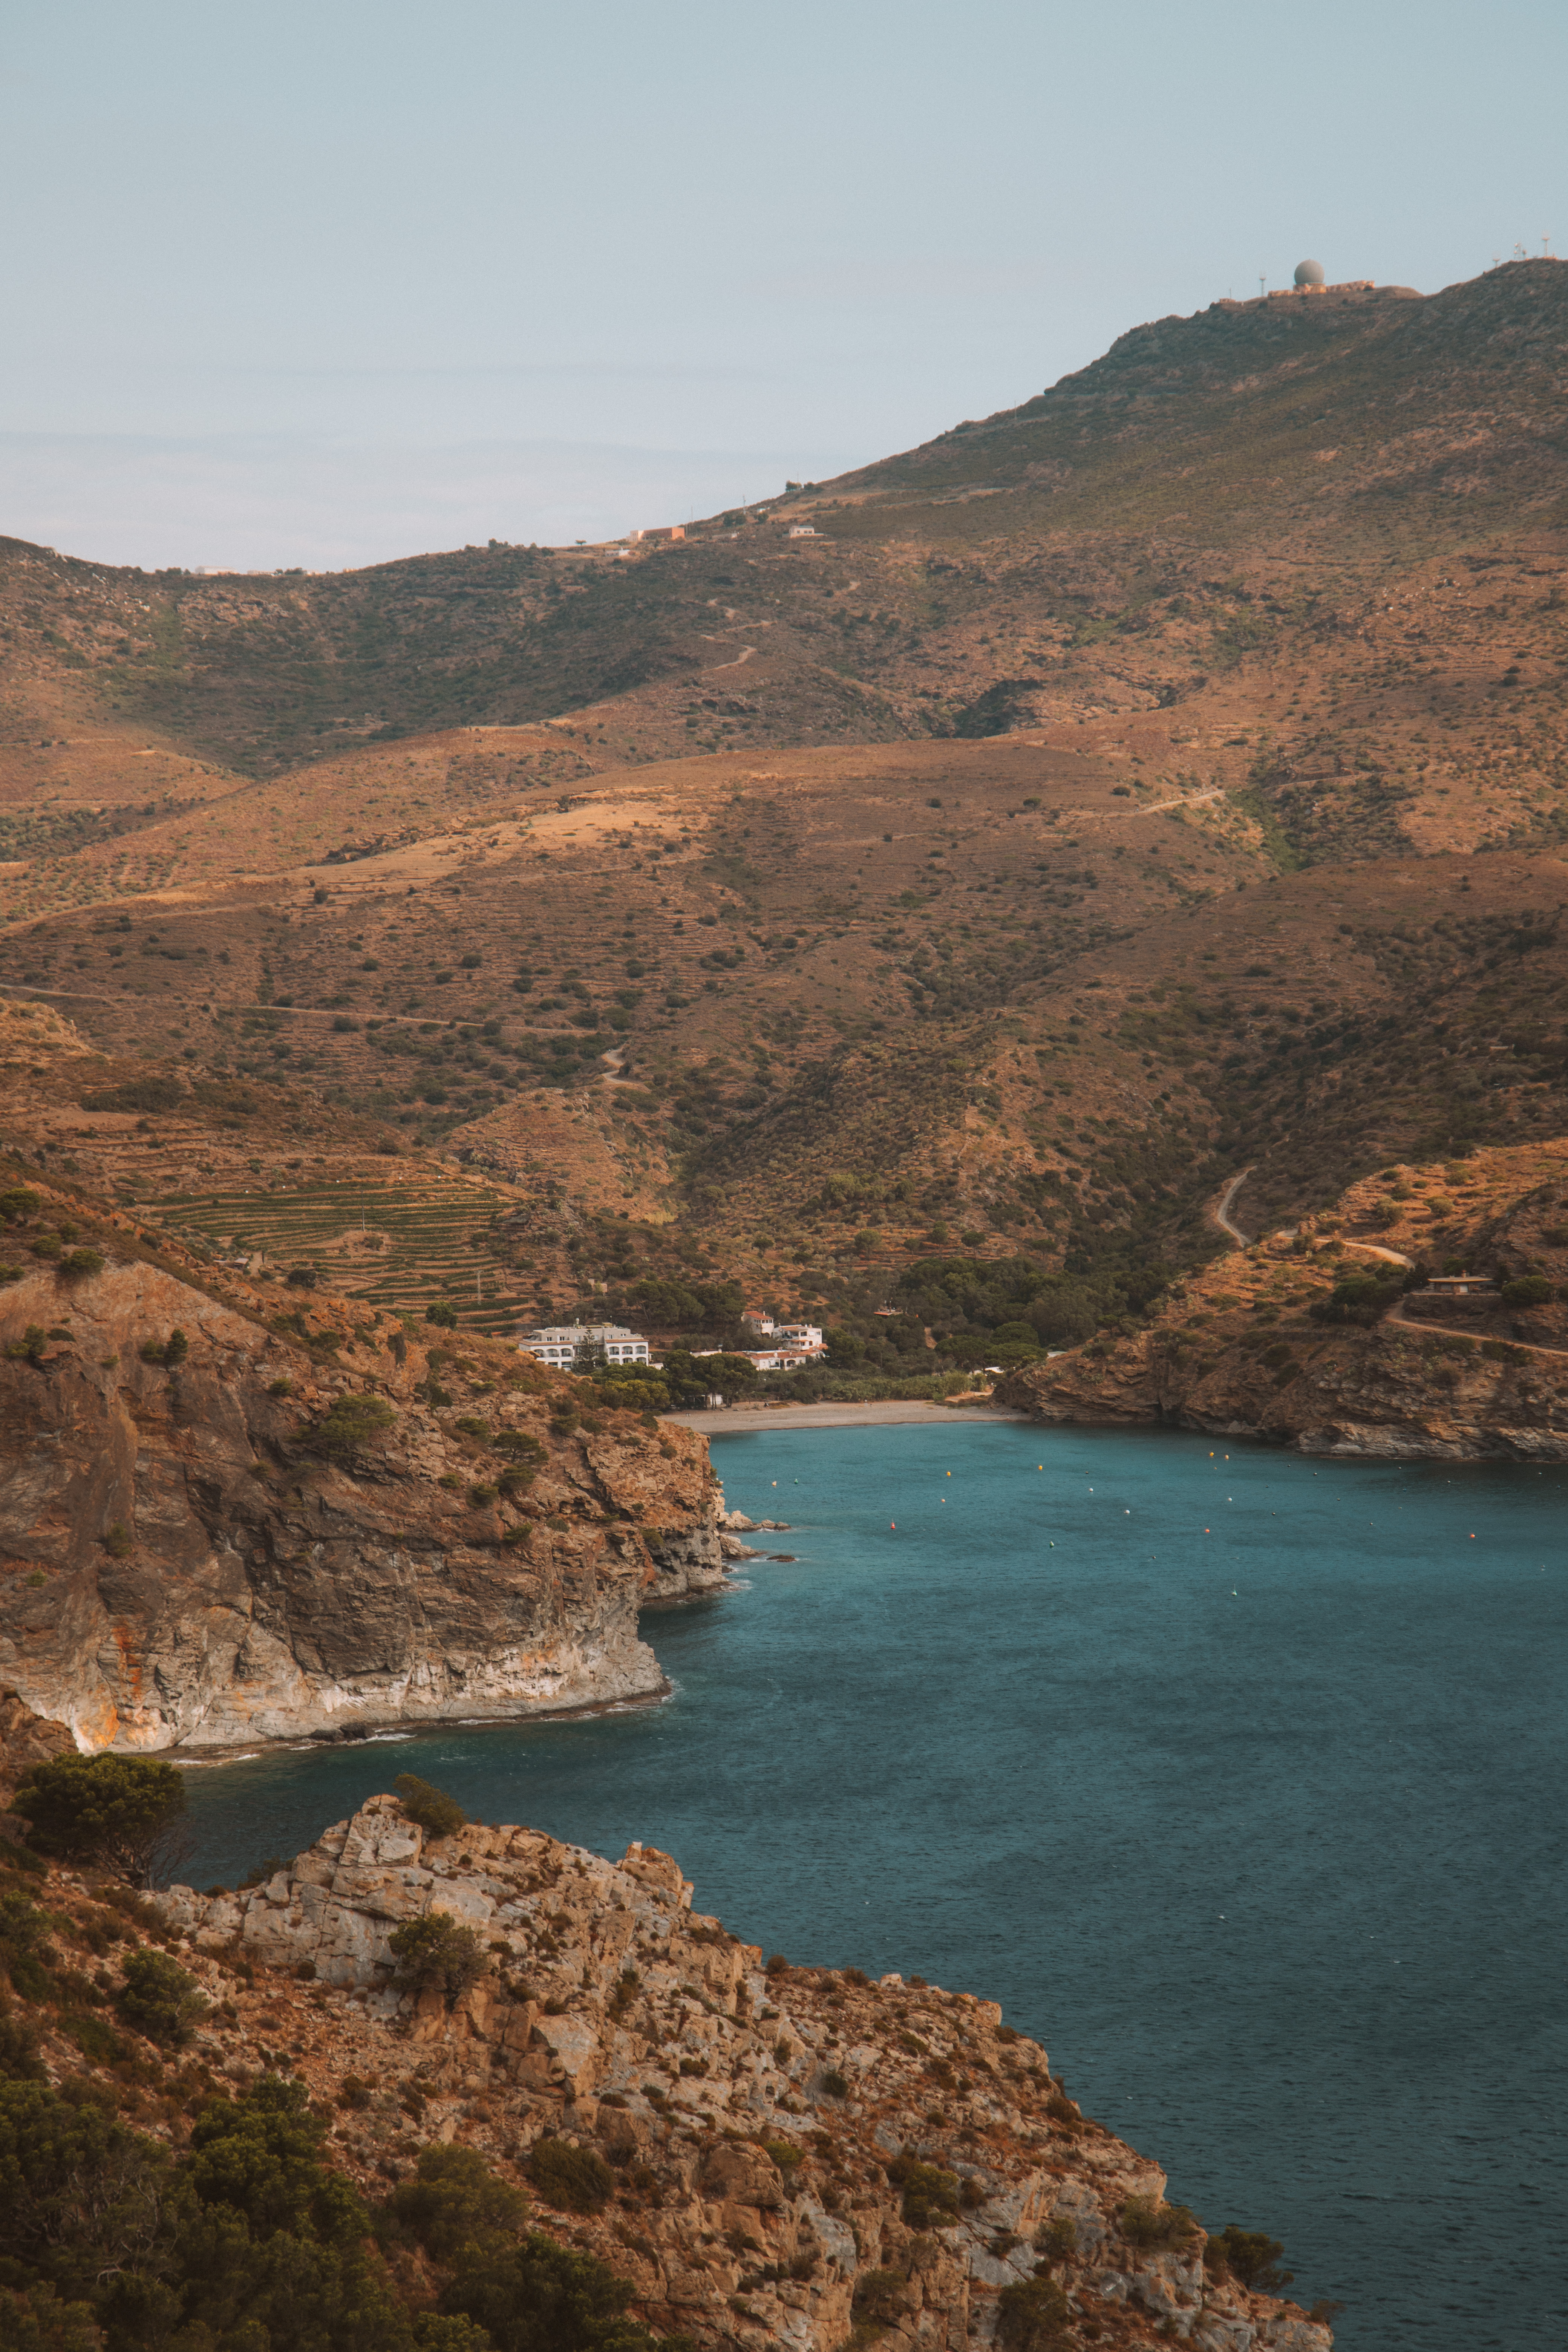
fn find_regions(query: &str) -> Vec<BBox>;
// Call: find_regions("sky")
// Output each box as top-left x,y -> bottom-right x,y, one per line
2,0 -> 1564,571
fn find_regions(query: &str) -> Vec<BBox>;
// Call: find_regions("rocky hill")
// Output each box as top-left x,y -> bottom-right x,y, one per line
997,1138 -> 1568,1457
0,1177 -> 725,1768
0,1792 -> 1336,2351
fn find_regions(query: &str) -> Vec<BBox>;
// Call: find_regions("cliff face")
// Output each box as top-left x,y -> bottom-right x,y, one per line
1000,1142 -> 1568,1460
0,1248 -> 725,1763
148,1796 -> 1332,2352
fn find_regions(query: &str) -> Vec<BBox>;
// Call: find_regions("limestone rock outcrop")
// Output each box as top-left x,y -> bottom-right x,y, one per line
0,1254 -> 726,1760
153,1797 -> 1333,2352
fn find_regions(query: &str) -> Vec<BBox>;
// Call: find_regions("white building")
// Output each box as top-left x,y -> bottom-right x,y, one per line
740,1309 -> 776,1336
518,1323 -> 651,1368
774,1321 -> 824,1349
691,1344 -> 825,1372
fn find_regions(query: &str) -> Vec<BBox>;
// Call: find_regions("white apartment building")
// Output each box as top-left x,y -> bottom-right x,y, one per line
518,1323 -> 651,1368
774,1322 -> 824,1350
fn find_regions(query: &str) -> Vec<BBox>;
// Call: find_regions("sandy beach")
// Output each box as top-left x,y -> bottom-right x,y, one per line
668,1398 -> 1031,1434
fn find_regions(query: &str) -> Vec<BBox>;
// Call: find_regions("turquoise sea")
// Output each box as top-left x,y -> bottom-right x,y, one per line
182,1421 -> 1568,2352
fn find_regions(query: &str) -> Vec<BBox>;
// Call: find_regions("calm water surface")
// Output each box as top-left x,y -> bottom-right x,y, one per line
182,1423 -> 1568,2352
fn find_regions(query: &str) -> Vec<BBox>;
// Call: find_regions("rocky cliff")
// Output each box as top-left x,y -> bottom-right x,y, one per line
1000,1141 -> 1568,1459
0,1211 -> 726,1768
136,1795 -> 1332,2352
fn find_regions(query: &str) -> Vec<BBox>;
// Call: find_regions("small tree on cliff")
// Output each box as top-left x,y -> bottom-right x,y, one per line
388,1914 -> 487,2006
13,1755 -> 190,1886
310,1393 -> 398,1461
395,1774 -> 467,1839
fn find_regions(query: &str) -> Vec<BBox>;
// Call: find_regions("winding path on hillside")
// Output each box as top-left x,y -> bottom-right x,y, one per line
1212,1165 -> 1254,1245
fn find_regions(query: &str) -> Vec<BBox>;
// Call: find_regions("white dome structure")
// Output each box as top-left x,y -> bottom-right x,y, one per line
1294,258 -> 1326,288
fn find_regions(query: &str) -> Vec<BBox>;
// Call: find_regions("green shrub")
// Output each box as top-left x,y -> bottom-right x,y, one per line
1120,2196 -> 1200,2249
311,1393 -> 397,1458
139,1328 -> 188,1366
436,2228 -> 678,2352
101,1524 -> 132,1559
12,1756 -> 187,1886
0,1189 -> 41,1223
394,1775 -> 467,1839
821,2069 -> 850,2098
3,1329 -> 48,1366
116,1948 -> 206,2046
426,1301 -> 459,1330
1034,2216 -> 1077,2261
57,2013 -> 125,2066
56,1251 -> 104,1283
525,2138 -> 614,2215
886,2153 -> 959,2228
1310,1274 -> 1404,1327
387,1914 -> 487,2004
995,2276 -> 1071,2352
1204,2224 -> 1292,2291
851,2268 -> 905,2325
1501,1275 -> 1553,1307
0,2001 -> 45,2082
383,2144 -> 528,2262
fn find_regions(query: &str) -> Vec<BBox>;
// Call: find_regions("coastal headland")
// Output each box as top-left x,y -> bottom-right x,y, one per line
119,1790 -> 1329,2352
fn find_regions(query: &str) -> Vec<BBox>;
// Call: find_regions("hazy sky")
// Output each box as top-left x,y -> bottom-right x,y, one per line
3,0 -> 1563,569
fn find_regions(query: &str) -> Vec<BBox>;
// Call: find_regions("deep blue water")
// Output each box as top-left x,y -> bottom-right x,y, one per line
182,1422 -> 1568,2352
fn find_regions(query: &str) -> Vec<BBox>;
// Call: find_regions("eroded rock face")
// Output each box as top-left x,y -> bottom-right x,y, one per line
155,1798 -> 1332,2352
0,1259 -> 726,1757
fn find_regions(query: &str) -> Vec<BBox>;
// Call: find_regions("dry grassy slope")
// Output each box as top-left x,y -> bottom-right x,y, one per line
0,265 -> 1566,1314
3,265 -> 1565,815
837,263 -> 1568,537
2,748 -> 1567,1318
997,1138 -> 1568,1457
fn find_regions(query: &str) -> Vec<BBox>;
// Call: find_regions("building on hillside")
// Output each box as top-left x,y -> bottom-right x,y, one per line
774,1321 -> 824,1349
788,525 -> 818,538
1419,1274 -> 1496,1296
691,1344 -> 825,1372
518,1322 -> 651,1368
740,1309 -> 776,1336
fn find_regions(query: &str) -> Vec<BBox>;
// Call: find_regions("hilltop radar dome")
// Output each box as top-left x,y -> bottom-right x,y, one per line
1294,258 -> 1326,288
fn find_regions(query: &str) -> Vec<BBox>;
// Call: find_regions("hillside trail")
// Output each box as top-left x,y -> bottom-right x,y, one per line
1384,1296 -> 1568,1360
1212,1166 -> 1254,1245
1139,786 -> 1224,816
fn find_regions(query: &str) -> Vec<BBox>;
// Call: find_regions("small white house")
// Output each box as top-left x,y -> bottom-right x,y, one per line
774,1321 -> 824,1349
518,1323 -> 651,1368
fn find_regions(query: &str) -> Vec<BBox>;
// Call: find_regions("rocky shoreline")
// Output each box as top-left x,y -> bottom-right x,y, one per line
1000,1144 -> 1568,1462
141,1793 -> 1335,2352
0,1249 -> 728,1768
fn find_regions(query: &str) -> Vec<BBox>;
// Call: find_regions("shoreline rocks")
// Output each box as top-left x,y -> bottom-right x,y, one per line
153,1795 -> 1335,2352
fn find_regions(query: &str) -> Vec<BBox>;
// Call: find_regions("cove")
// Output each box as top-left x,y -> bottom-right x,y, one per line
179,1420 -> 1568,2352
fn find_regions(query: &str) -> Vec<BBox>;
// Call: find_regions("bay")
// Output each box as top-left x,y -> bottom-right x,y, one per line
180,1421 -> 1568,2352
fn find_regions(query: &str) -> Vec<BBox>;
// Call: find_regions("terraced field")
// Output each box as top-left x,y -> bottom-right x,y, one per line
147,1175 -> 523,1336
